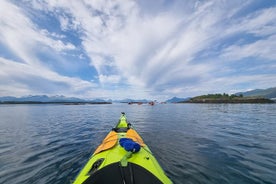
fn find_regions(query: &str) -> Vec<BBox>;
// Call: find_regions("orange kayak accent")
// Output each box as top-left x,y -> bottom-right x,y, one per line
93,131 -> 118,155
126,129 -> 145,147
93,128 -> 145,155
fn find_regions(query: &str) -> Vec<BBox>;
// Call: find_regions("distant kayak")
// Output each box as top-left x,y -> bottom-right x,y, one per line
73,112 -> 172,184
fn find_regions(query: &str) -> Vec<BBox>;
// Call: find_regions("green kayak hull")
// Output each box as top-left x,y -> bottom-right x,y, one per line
73,113 -> 172,184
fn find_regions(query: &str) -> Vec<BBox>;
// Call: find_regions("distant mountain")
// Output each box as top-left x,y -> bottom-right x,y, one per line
0,95 -> 107,103
113,99 -> 150,103
235,87 -> 276,99
90,98 -> 107,103
0,96 -> 18,101
166,97 -> 190,103
0,95 -> 51,102
19,95 -> 51,102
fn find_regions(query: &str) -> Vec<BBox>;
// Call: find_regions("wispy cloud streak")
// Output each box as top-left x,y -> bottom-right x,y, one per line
0,0 -> 275,99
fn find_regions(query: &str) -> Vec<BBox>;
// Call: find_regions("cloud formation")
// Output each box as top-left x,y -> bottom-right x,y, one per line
0,0 -> 275,100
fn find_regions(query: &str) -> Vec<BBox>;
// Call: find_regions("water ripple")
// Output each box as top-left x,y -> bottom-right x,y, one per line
0,104 -> 276,184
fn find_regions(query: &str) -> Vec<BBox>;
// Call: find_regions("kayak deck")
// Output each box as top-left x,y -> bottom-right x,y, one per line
73,114 -> 172,184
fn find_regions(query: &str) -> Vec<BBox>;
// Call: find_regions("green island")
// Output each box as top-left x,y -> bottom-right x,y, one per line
180,93 -> 274,103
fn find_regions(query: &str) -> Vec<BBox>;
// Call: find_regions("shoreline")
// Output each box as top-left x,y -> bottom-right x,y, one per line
179,98 -> 274,104
0,101 -> 112,105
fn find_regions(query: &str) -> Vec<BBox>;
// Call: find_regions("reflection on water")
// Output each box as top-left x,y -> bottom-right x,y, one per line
0,103 -> 276,184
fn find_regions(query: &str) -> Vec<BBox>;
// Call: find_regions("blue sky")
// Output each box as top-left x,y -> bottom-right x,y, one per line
0,0 -> 275,100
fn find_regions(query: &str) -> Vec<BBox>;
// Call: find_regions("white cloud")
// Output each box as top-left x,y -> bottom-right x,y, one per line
0,0 -> 275,99
0,0 -> 97,97
0,0 -> 76,63
219,6 -> 276,61
221,35 -> 276,60
98,74 -> 121,84
40,29 -> 65,39
162,73 -> 276,98
38,1 -> 276,97
237,7 -> 276,37
0,57 -> 96,96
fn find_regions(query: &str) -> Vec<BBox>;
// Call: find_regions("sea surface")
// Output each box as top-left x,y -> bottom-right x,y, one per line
0,103 -> 276,184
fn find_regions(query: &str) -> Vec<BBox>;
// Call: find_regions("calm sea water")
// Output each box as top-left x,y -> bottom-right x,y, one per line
0,103 -> 276,184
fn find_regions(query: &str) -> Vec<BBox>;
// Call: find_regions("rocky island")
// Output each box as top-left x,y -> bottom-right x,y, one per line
180,93 -> 274,103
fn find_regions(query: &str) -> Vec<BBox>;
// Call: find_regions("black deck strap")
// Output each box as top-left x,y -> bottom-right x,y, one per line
112,127 -> 129,133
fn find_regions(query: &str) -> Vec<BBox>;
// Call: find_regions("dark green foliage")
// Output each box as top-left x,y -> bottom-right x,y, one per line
191,93 -> 237,100
187,93 -> 274,103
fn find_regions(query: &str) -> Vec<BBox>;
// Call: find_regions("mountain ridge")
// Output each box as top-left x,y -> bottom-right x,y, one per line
0,95 -> 95,103
166,97 -> 190,103
235,87 -> 276,98
0,87 -> 275,103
